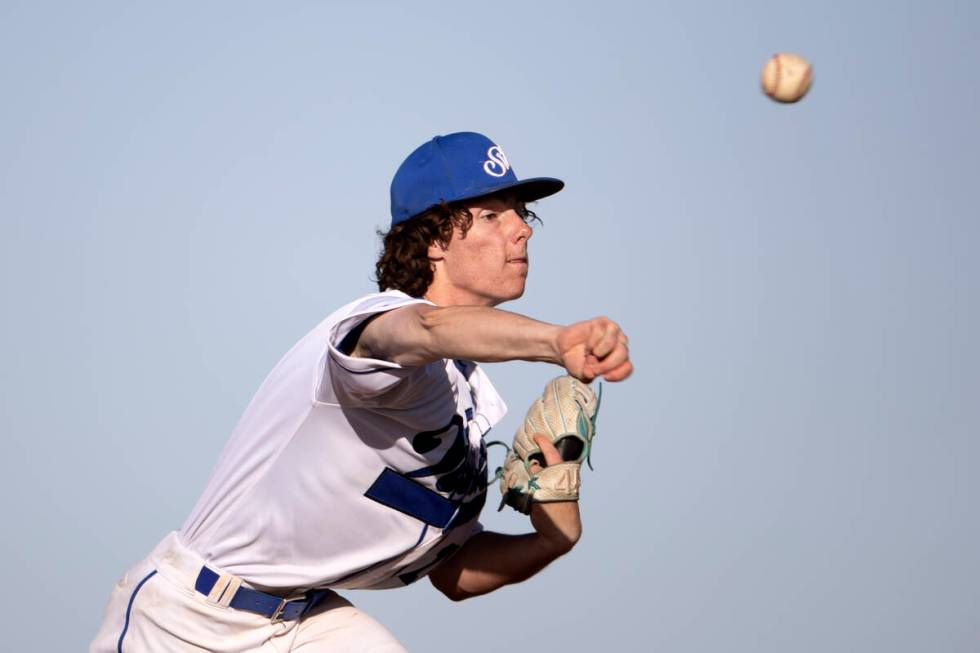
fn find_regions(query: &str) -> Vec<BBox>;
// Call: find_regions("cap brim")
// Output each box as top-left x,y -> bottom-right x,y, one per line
395,176 -> 565,225
507,177 -> 565,203
455,176 -> 565,206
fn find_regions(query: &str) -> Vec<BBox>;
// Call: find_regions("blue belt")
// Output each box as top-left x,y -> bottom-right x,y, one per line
194,567 -> 331,621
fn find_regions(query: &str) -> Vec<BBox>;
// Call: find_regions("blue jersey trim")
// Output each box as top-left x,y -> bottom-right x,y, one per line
413,524 -> 429,548
365,468 -> 456,528
117,569 -> 157,653
332,358 -> 396,375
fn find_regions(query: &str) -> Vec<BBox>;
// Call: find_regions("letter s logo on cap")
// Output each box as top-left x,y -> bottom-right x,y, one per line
483,146 -> 510,177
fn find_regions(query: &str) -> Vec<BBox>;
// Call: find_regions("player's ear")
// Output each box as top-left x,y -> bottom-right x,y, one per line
427,239 -> 447,260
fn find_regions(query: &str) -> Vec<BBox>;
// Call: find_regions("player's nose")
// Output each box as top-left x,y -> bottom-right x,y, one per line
510,212 -> 533,241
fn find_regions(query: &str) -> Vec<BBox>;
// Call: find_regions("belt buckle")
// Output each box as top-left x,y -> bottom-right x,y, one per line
270,598 -> 289,622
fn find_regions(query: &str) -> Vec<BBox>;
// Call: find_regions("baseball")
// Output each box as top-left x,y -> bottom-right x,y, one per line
761,52 -> 813,103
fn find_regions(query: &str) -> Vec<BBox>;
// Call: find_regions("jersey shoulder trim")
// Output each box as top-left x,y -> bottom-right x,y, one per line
315,291 -> 435,403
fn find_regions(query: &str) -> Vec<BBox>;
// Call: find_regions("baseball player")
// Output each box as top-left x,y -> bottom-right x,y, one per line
91,131 -> 632,652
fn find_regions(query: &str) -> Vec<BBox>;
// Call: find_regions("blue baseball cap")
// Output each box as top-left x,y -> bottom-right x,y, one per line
389,131 -> 564,226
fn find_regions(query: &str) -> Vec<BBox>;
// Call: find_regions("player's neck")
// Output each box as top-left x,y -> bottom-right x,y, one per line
423,278 -> 497,308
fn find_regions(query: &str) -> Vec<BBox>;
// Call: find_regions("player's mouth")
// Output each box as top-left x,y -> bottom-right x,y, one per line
507,257 -> 529,268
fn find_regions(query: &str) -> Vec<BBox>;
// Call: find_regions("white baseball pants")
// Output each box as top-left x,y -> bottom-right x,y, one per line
90,532 -> 408,652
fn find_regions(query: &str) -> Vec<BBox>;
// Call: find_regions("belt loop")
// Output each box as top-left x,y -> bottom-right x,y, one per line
205,571 -> 243,607
217,575 -> 243,607
205,573 -> 231,603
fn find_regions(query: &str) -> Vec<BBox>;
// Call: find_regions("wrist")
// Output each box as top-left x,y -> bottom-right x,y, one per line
538,323 -> 563,365
529,501 -> 582,555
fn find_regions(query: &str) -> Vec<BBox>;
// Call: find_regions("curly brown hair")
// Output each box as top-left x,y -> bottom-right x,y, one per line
375,200 -> 540,297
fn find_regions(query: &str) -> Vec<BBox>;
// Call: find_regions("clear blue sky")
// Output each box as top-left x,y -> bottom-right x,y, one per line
1,1 -> 978,650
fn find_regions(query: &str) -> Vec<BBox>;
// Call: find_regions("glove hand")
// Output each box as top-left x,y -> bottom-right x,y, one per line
528,435 -> 582,553
498,375 -> 599,515
557,317 -> 632,383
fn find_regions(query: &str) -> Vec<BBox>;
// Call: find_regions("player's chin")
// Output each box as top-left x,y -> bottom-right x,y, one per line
498,278 -> 528,302
487,287 -> 525,307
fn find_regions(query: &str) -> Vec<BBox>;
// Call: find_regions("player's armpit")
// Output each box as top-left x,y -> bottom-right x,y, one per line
338,313 -> 382,355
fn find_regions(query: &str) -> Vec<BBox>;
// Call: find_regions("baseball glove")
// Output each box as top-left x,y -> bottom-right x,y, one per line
496,375 -> 601,514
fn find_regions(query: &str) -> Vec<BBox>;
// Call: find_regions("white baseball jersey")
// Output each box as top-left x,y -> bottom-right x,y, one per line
179,290 -> 507,591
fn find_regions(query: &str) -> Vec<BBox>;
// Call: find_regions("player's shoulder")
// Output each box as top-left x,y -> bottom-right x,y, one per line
320,289 -> 434,335
316,290 -> 405,321
343,289 -> 429,316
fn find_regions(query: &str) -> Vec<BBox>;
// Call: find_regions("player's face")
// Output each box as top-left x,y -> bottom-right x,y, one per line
428,195 -> 533,307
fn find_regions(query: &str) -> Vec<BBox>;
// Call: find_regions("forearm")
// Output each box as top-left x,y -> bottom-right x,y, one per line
428,529 -> 572,601
430,496 -> 581,600
421,306 -> 561,363
361,305 -> 562,367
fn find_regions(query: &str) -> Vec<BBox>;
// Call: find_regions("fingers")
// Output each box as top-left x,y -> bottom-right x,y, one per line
581,354 -> 600,383
558,317 -> 633,383
602,359 -> 633,382
529,434 -> 563,470
593,340 -> 631,380
587,317 -> 619,359
587,318 -> 631,382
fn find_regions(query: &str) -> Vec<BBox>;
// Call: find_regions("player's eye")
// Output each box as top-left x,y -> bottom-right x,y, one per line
481,212 -> 497,221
